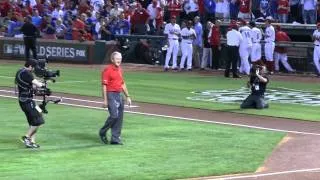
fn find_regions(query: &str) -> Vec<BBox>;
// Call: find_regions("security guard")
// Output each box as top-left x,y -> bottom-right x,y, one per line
225,22 -> 242,78
20,15 -> 39,60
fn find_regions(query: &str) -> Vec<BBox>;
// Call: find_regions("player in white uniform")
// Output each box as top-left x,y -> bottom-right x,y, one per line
238,20 -> 252,75
180,21 -> 196,70
164,16 -> 181,71
264,17 -> 275,74
313,23 -> 320,76
249,21 -> 263,66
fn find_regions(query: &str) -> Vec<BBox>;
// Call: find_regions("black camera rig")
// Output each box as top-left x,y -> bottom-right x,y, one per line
32,59 -> 61,114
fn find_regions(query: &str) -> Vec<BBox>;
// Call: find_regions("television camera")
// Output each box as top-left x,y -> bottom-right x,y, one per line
32,59 -> 61,114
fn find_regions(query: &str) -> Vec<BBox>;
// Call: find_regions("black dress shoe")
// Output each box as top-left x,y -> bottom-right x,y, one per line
99,132 -> 108,144
110,141 -> 123,145
233,74 -> 241,78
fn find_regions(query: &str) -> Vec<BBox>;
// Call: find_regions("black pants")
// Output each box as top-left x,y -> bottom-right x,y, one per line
24,37 -> 37,60
225,46 -> 239,76
211,46 -> 220,69
240,95 -> 269,109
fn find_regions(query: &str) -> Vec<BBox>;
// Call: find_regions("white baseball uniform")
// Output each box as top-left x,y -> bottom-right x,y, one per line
274,52 -> 295,72
313,29 -> 320,75
251,27 -> 262,62
239,25 -> 252,75
180,27 -> 196,70
264,25 -> 275,61
164,23 -> 181,69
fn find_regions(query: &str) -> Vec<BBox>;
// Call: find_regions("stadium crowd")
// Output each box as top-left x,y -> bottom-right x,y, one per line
0,0 -> 319,40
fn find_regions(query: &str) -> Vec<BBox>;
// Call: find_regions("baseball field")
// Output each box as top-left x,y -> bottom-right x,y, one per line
0,61 -> 320,179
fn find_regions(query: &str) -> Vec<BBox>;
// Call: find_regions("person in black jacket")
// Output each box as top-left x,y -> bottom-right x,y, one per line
20,15 -> 39,60
240,65 -> 269,109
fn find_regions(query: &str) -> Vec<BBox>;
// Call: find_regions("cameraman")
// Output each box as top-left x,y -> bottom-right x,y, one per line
15,60 -> 45,148
240,65 -> 269,109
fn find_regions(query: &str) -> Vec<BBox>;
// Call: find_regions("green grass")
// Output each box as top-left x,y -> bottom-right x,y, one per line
0,98 -> 284,179
0,63 -> 319,121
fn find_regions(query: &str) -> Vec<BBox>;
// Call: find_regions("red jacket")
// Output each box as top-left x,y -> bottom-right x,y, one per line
275,30 -> 291,53
209,26 -> 221,47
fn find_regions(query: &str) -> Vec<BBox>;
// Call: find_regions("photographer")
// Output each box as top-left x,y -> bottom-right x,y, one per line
15,60 -> 45,148
240,65 -> 269,109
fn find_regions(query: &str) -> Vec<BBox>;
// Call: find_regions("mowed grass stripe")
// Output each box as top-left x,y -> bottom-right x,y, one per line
0,98 -> 284,179
0,63 -> 319,121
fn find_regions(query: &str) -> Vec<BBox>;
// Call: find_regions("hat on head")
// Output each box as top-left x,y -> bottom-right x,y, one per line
24,59 -> 37,68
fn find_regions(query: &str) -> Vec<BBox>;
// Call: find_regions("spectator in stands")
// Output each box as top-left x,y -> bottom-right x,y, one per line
277,0 -> 290,23
238,0 -> 252,20
260,0 -> 271,18
131,3 -> 150,35
52,5 -> 64,20
100,18 -> 113,41
64,20 -> 73,40
114,13 -> 130,35
12,16 -> 24,38
270,0 -> 279,20
301,0 -> 317,24
32,10 -> 42,28
72,15 -> 85,40
274,25 -> 296,72
229,0 -> 239,20
168,0 -> 182,24
215,0 -> 224,20
183,0 -> 199,21
110,2 -> 124,18
155,5 -> 164,35
123,4 -> 133,21
0,0 -> 11,18
42,15 -> 56,39
203,0 -> 215,23
252,0 -> 262,19
147,0 -> 159,34
56,18 -> 67,39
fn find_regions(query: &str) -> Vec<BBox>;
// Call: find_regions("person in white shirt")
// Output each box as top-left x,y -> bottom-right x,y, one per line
249,21 -> 263,66
264,17 -> 276,74
238,20 -> 252,75
313,22 -> 320,76
147,0 -> 159,34
110,2 -> 124,18
180,20 -> 196,70
164,16 -> 181,71
225,22 -> 243,78
51,5 -> 64,20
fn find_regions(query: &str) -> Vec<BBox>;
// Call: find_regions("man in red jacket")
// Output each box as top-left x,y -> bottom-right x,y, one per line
274,25 -> 295,73
208,20 -> 221,69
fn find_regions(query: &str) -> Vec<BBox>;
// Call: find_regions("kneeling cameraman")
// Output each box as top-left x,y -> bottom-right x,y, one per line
15,60 -> 45,148
240,65 -> 269,109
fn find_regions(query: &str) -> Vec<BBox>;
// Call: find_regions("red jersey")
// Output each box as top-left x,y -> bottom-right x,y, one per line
167,1 -> 182,17
277,0 -> 289,14
101,64 -> 124,92
275,31 -> 291,53
198,0 -> 205,14
156,7 -> 163,29
239,0 -> 250,13
0,1 -> 10,17
131,9 -> 150,25
209,26 -> 221,47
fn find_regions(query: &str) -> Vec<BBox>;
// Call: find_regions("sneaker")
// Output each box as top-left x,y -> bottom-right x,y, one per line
30,142 -> 40,148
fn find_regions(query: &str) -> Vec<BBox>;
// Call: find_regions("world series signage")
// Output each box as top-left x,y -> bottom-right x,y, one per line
0,38 -> 93,62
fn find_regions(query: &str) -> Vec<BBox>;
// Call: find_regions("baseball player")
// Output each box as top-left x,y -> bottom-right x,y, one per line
264,17 -> 275,74
274,25 -> 295,73
313,23 -> 320,76
249,21 -> 263,66
238,20 -> 252,75
164,16 -> 181,71
180,20 -> 196,71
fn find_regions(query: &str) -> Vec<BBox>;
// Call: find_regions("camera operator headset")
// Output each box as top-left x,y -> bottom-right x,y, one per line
15,59 -> 45,148
240,65 -> 269,109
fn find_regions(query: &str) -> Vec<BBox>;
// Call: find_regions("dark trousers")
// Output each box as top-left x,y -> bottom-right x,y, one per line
211,46 -> 220,69
24,37 -> 37,60
240,94 -> 269,109
225,46 -> 239,76
100,92 -> 124,143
